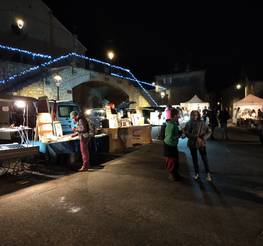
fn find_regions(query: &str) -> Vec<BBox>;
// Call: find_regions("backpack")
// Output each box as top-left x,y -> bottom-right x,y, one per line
159,123 -> 167,140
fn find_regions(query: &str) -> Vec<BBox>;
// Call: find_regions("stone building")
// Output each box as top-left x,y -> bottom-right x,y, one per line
155,70 -> 207,105
0,0 -> 86,56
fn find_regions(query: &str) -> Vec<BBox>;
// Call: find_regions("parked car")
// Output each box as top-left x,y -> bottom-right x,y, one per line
84,108 -> 106,129
49,100 -> 80,134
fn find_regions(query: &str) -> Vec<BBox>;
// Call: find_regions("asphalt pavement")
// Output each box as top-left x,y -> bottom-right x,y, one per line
0,127 -> 262,246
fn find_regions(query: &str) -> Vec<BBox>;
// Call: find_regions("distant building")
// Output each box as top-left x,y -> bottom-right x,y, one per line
155,70 -> 207,105
0,0 -> 86,56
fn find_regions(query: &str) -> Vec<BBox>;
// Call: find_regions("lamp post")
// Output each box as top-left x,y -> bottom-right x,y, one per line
54,74 -> 62,100
235,83 -> 245,97
107,50 -> 115,74
160,91 -> 166,106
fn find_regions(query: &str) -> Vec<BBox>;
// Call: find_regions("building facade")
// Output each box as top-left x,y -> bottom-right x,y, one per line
155,70 -> 207,105
0,0 -> 86,56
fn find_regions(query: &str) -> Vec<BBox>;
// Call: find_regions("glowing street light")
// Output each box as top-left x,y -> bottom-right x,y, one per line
160,91 -> 166,99
236,84 -> 242,90
107,51 -> 115,61
54,74 -> 62,86
16,19 -> 24,29
53,74 -> 62,100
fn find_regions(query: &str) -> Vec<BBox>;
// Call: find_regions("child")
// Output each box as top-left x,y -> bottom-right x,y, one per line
164,108 -> 182,181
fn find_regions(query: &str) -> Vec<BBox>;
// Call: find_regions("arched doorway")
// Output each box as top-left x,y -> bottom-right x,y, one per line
73,81 -> 129,110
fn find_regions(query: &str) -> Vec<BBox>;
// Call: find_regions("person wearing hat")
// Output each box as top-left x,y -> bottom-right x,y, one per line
70,111 -> 90,171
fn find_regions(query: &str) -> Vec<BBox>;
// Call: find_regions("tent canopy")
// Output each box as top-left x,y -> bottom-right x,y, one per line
234,94 -> 263,107
180,95 -> 209,113
182,95 -> 207,104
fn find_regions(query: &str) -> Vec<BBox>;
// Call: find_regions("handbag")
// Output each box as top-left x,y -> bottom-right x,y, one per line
196,122 -> 205,148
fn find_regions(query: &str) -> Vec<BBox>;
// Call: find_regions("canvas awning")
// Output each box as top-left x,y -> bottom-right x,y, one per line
234,94 -> 263,107
180,95 -> 209,112
182,95 -> 206,104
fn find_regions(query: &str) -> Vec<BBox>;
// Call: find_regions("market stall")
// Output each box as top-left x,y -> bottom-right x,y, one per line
233,94 -> 263,126
33,112 -> 109,165
100,105 -> 152,152
180,95 -> 209,115
0,97 -> 40,175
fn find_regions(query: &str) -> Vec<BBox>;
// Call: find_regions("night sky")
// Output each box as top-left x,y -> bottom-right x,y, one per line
43,2 -> 263,91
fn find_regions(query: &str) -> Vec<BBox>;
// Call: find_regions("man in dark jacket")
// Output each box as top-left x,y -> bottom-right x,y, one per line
219,108 -> 230,140
208,108 -> 218,140
70,111 -> 90,171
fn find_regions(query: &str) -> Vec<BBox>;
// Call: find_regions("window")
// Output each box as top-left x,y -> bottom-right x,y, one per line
58,105 -> 79,118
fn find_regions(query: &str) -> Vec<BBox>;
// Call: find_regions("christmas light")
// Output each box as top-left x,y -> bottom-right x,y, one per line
0,54 -> 71,84
0,46 -> 164,106
127,71 -> 159,107
110,73 -> 166,90
0,44 -> 51,59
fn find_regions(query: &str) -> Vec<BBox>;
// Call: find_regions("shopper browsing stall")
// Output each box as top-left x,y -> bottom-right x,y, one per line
70,111 -> 91,172
184,110 -> 212,181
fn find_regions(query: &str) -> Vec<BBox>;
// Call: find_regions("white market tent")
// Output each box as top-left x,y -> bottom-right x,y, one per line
233,94 -> 263,121
233,94 -> 263,109
180,95 -> 209,113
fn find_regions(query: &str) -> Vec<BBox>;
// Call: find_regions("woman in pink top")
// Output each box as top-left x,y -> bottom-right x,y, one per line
165,104 -> 172,121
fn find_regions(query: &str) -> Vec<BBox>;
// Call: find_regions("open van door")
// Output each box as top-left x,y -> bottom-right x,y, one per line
53,101 -> 80,134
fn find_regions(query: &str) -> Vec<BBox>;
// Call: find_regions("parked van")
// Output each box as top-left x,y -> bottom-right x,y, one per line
49,100 -> 80,134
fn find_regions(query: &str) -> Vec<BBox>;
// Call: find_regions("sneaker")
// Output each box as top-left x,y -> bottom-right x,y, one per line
168,174 -> 175,181
78,166 -> 89,172
206,173 -> 212,182
193,174 -> 200,180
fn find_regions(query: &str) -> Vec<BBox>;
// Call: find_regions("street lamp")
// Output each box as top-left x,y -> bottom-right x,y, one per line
53,74 -> 62,100
16,18 -> 24,29
107,51 -> 115,75
236,84 -> 242,90
107,51 -> 115,61
160,91 -> 166,106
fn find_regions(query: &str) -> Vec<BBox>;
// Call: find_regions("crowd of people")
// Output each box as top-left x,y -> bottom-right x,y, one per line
69,105 -> 231,179
162,105 -> 231,182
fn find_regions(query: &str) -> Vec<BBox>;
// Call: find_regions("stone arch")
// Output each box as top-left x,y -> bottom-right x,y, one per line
72,80 -> 130,109
58,68 -> 151,107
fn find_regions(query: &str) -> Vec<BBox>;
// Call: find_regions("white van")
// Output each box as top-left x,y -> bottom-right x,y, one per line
49,100 -> 80,134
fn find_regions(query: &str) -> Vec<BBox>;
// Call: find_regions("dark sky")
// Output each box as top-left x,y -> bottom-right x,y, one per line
43,1 -> 263,90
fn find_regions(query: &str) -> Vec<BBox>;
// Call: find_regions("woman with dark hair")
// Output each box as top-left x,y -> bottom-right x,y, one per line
164,108 -> 182,181
185,110 -> 212,181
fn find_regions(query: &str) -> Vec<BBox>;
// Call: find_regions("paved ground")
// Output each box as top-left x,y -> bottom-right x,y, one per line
0,127 -> 262,246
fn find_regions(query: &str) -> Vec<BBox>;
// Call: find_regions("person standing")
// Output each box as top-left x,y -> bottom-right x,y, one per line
185,110 -> 212,181
163,108 -> 182,181
219,108 -> 230,140
165,104 -> 172,121
70,111 -> 91,172
208,108 -> 218,140
202,106 -> 208,123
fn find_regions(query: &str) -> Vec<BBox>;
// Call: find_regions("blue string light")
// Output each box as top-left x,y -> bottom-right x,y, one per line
0,47 -> 165,106
126,70 -> 159,107
110,73 -> 165,90
0,44 -> 52,59
0,54 -> 71,84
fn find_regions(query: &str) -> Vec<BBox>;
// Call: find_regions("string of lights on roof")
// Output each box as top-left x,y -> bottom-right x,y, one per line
0,54 -> 71,84
125,71 -> 159,107
0,44 -> 52,59
0,45 -> 165,105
